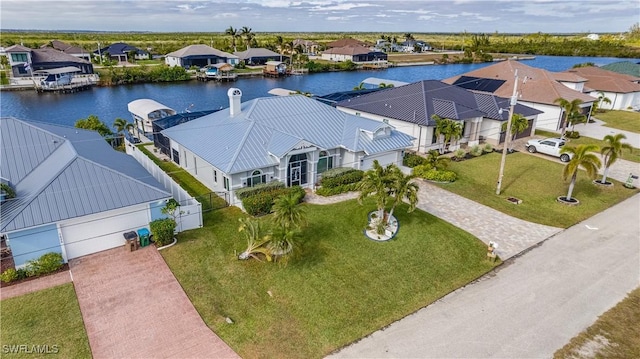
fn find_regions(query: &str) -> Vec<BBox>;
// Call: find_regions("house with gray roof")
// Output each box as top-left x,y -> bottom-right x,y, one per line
43,40 -> 92,62
161,88 -> 414,207
335,80 -> 542,152
165,44 -> 239,68
0,118 -> 171,267
5,45 -> 94,78
95,42 -> 149,62
234,48 -> 286,65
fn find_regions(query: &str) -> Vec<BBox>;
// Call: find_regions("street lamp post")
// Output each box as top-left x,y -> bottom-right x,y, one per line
496,70 -> 520,195
97,42 -> 102,64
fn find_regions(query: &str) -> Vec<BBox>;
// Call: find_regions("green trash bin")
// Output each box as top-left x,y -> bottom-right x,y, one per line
137,228 -> 150,247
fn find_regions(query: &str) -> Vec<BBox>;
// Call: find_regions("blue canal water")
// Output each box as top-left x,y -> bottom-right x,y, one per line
1,55 -> 637,127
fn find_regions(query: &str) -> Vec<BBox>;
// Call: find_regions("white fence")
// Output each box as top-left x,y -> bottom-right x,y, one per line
127,143 -> 203,232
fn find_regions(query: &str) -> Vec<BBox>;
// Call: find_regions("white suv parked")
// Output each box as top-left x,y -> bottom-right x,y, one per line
525,137 -> 572,162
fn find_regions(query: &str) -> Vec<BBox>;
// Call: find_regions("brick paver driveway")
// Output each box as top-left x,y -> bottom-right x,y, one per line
70,246 -> 239,359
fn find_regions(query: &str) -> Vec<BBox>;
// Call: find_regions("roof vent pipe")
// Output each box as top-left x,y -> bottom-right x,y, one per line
228,88 -> 242,117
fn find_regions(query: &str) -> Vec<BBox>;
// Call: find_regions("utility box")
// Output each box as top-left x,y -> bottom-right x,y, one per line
123,231 -> 139,252
137,228 -> 150,247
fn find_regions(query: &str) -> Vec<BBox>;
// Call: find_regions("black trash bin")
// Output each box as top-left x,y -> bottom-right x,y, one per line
123,231 -> 139,251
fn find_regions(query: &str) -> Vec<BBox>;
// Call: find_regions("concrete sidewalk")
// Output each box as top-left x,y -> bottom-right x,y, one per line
329,193 -> 640,358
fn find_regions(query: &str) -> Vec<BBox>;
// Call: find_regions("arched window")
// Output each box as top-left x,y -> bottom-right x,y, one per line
246,169 -> 266,187
317,150 -> 333,174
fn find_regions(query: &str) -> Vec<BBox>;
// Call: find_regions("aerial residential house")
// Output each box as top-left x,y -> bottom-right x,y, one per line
5,45 -> 94,78
444,60 -> 595,132
234,48 -> 286,65
95,42 -> 149,62
600,61 -> 640,77
335,80 -> 542,152
293,39 -> 320,55
0,118 -> 172,267
321,46 -> 387,63
165,44 -> 239,68
326,38 -> 369,48
42,40 -> 92,62
398,40 -> 431,53
160,88 -> 414,206
560,66 -> 640,111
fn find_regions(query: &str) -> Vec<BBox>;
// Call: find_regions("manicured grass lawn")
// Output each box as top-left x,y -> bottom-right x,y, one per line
162,199 -> 498,359
440,152 -> 639,228
535,129 -> 640,163
595,110 -> 640,134
137,143 -> 227,209
554,286 -> 640,359
0,283 -> 91,358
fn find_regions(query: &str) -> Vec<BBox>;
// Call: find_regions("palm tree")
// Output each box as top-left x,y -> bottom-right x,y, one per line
237,218 -> 272,261
554,97 -> 583,138
113,117 -> 134,143
443,119 -> 463,153
432,115 -> 448,154
425,149 -> 450,170
599,133 -> 632,184
567,111 -> 587,133
501,113 -> 529,151
270,191 -> 306,257
358,160 -> 393,219
353,82 -> 365,90
240,26 -> 254,50
225,26 -> 239,52
386,166 -> 419,225
596,91 -> 612,112
560,144 -> 601,201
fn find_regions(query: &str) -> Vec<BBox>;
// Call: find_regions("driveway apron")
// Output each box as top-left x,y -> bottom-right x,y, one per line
70,246 -> 239,359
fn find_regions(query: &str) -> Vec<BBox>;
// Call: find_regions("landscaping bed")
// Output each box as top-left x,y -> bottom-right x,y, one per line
161,199 -> 498,358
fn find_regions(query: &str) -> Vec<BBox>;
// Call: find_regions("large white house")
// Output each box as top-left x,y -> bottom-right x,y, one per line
560,66 -> 640,111
161,89 -> 415,206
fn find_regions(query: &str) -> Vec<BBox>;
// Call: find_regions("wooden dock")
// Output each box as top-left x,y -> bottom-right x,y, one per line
196,72 -> 238,82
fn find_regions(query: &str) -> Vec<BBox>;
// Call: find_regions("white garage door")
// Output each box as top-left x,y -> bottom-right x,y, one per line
361,151 -> 400,170
60,204 -> 151,260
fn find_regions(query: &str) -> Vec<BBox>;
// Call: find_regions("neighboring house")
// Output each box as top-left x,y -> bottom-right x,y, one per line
165,44 -> 239,68
293,39 -> 320,55
321,46 -> 387,63
95,42 -> 149,62
335,80 -> 542,151
398,40 -> 431,53
600,61 -> 640,77
561,66 -> 640,110
0,118 -> 172,267
5,45 -> 94,78
444,60 -> 595,132
234,48 -> 286,65
42,40 -> 91,62
161,88 -> 414,206
326,38 -> 368,48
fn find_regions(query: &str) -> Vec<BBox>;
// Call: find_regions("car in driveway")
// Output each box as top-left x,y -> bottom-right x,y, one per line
525,137 -> 572,162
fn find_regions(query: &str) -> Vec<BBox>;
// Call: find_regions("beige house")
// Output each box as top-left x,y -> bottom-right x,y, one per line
561,66 -> 640,111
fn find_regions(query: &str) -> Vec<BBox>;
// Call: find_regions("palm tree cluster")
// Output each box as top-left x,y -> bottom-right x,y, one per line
358,160 -> 419,234
225,26 -> 255,51
432,115 -> 463,154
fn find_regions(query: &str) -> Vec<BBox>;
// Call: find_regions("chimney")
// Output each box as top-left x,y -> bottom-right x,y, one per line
228,88 -> 242,117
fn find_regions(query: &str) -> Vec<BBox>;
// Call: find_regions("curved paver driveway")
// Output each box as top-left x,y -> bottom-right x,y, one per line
70,246 -> 239,359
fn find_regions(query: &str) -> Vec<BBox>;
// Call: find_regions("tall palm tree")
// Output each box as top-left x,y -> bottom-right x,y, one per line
567,111 -> 587,132
240,26 -> 254,50
225,26 -> 239,52
560,144 -> 601,201
113,117 -> 134,142
432,115 -> 448,154
386,166 -> 419,225
358,160 -> 393,219
501,113 -> 529,151
443,119 -> 463,152
599,133 -> 632,184
554,97 -> 583,138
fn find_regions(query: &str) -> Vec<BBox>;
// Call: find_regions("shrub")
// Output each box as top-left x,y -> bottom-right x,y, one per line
565,131 -> 580,139
320,169 -> 363,188
453,148 -> 467,160
149,218 -> 176,246
403,152 -> 428,168
16,268 -> 28,280
469,145 -> 484,157
236,181 -> 285,200
413,165 -> 457,182
316,183 -> 360,196
0,268 -> 18,283
25,252 -> 64,277
483,143 -> 494,153
242,186 -> 304,216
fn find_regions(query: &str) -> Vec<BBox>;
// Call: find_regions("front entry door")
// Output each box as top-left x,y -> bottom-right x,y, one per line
288,153 -> 308,187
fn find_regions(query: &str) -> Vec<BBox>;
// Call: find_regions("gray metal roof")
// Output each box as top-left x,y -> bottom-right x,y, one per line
1,118 -> 171,233
234,48 -> 282,60
162,95 -> 414,174
166,44 -> 238,59
336,80 -> 541,125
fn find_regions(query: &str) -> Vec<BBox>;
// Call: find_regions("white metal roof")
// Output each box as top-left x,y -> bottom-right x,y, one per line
127,99 -> 176,119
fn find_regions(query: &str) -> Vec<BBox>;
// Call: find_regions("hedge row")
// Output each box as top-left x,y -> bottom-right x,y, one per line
0,252 -> 64,283
413,165 -> 457,182
320,169 -> 363,188
316,183 -> 360,197
236,181 -> 285,200
242,186 -> 305,216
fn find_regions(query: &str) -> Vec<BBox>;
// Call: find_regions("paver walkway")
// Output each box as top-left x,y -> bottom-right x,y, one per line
0,270 -> 71,300
304,181 -> 562,260
70,246 -> 239,359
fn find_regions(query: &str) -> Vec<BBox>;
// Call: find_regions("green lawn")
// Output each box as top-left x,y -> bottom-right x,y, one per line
554,286 -> 640,359
439,152 -> 639,228
595,110 -> 640,134
535,129 -> 640,163
0,283 -> 91,359
162,199 -> 498,359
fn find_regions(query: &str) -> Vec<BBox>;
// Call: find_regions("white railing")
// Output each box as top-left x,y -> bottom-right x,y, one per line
127,143 -> 203,232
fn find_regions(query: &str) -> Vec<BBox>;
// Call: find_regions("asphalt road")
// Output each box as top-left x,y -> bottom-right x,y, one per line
330,193 -> 640,359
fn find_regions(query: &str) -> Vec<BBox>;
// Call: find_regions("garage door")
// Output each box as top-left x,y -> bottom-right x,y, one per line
60,204 -> 150,260
361,152 -> 400,170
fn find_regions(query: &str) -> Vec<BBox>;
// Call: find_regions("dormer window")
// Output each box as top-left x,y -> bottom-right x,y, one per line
373,127 -> 391,139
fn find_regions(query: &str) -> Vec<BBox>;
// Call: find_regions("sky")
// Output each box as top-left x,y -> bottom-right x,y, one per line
1,0 -> 638,33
